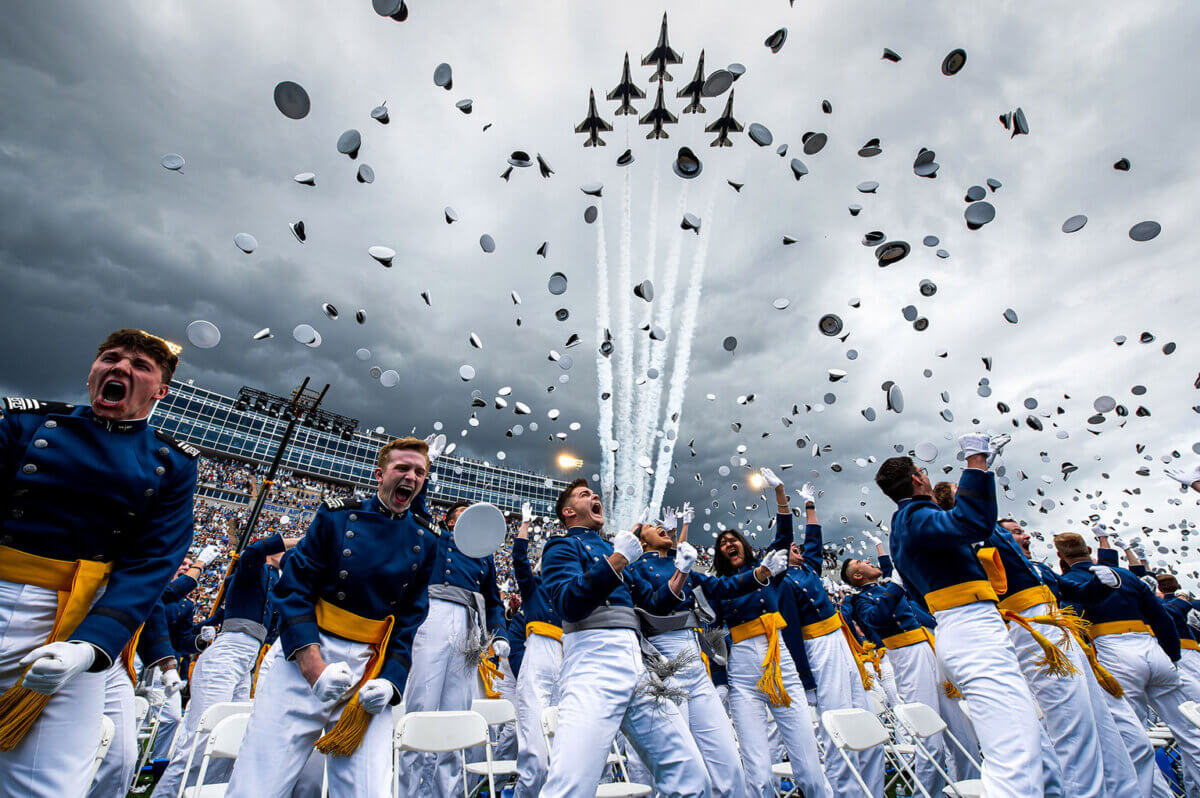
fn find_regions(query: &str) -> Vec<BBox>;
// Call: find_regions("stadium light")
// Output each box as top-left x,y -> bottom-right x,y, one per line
748,472 -> 765,490
557,453 -> 583,470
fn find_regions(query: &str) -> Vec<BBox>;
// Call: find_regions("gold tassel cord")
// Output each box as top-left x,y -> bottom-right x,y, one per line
1072,631 -> 1124,698
0,673 -> 52,752
758,619 -> 792,707
942,680 -> 963,700
1002,611 -> 1079,679
478,654 -> 503,700
314,695 -> 372,757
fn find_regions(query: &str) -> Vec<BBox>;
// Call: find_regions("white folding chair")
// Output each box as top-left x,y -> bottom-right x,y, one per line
892,702 -> 983,798
465,698 -> 519,796
131,698 -> 170,794
182,713 -> 250,797
770,704 -> 822,797
540,706 -> 650,798
1181,701 -> 1200,730
84,715 -> 116,796
396,711 -> 494,798
822,708 -> 926,798
175,702 -> 254,798
133,695 -> 151,730
867,690 -> 919,796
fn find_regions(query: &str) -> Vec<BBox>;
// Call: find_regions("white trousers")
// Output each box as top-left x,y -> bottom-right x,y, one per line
540,628 -> 711,798
0,581 -> 106,798
494,657 -> 518,762
649,629 -> 748,798
226,632 -> 392,798
1095,633 -> 1200,797
1079,660 -> 1145,796
150,630 -> 258,798
888,642 -> 950,794
149,674 -> 183,762
87,661 -> 138,798
933,601 -> 1042,798
1178,649 -> 1200,701
396,598 -> 481,798
805,631 -> 884,796
513,632 -> 562,798
1007,604 -> 1105,798
728,635 -> 831,798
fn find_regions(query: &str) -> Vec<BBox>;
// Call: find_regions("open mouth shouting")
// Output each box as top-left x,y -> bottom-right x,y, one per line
96,378 -> 128,408
393,483 -> 416,507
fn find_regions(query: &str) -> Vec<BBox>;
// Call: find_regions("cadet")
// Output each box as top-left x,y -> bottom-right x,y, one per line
874,433 -> 1047,798
539,478 -> 711,798
396,498 -> 506,798
226,437 -> 439,798
152,532 -> 299,797
0,329 -> 198,798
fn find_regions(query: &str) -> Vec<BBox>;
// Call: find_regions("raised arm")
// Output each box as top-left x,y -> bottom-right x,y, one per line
906,466 -> 998,547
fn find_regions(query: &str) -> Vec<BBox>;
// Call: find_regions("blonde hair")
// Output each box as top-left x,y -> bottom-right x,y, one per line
376,436 -> 430,471
1053,532 -> 1089,560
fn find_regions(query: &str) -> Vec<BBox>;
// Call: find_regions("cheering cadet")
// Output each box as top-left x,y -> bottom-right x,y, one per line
875,433 -> 1049,798
151,532 -> 298,797
396,498 -> 505,798
226,437 -> 438,798
0,329 -> 197,798
710,469 -> 831,798
539,478 -> 711,798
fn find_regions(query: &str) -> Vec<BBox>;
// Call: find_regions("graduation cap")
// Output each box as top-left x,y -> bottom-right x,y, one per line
822,100 -> 832,114
536,242 -> 549,257
289,220 -> 306,243
294,172 -> 315,185
508,151 -> 532,167
371,103 -> 389,124
616,149 -> 635,166
1003,308 -> 1019,324
274,81 -> 311,119
674,147 -> 702,179
919,279 -> 937,296
818,314 -> 844,336
234,233 -> 258,253
253,328 -> 272,341
848,205 -> 862,216
186,320 -> 220,349
355,309 -> 366,324
1062,215 -> 1087,233
1114,158 -> 1131,171
161,153 -> 185,171
765,28 -> 787,53
444,207 -> 458,224
941,49 -> 967,76
723,336 -> 738,352
681,213 -> 701,233
857,181 -> 879,194
964,202 -> 996,230
875,240 -> 909,266
1129,221 -> 1161,242
456,99 -> 473,114
536,154 -> 554,177
882,48 -> 901,62
789,159 -> 809,180
372,0 -> 408,20
580,182 -> 603,196
368,245 -> 395,266
459,365 -> 475,381
548,272 -> 568,295
480,234 -> 496,253
357,164 -> 374,183
634,280 -> 654,301
336,129 -> 361,159
434,63 -> 453,90
322,303 -> 338,320
701,70 -> 734,97
584,206 -> 598,224
748,123 -> 773,146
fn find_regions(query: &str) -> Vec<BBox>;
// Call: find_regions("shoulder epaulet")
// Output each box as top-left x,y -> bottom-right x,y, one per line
1,398 -> 76,415
414,513 -> 441,536
322,497 -> 362,512
153,429 -> 201,459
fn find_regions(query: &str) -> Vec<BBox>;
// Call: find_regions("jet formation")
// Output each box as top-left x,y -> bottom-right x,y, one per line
576,14 -> 744,148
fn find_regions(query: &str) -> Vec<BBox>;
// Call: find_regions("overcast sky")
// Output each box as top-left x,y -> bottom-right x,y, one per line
2,2 -> 1198,583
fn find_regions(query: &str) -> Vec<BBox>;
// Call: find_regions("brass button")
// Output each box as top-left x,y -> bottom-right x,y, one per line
339,570 -> 349,579
343,548 -> 352,557
32,439 -> 47,449
412,546 -> 421,553
349,514 -> 358,521
346,531 -> 355,538
155,466 -> 166,475
21,464 -> 36,474
44,421 -> 57,429
158,447 -> 169,456
337,592 -> 346,600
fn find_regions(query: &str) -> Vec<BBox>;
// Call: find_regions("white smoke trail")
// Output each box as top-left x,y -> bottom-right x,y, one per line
612,167 -> 637,528
632,182 -> 688,516
633,157 -> 660,383
593,205 -> 616,515
650,189 -> 717,513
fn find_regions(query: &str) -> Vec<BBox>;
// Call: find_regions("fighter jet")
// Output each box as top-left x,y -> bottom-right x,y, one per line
705,89 -> 743,147
574,89 -> 613,147
638,80 -> 678,140
606,52 -> 645,116
641,12 -> 683,82
676,50 -> 707,114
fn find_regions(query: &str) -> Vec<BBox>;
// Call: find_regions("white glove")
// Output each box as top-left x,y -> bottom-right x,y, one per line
147,687 -> 166,707
1187,609 -> 1200,629
195,545 -> 221,567
492,638 -> 511,659
662,511 -> 678,533
865,531 -> 882,546
762,549 -> 789,576
357,679 -> 395,715
520,501 -> 533,524
680,502 -> 694,524
798,482 -> 817,506
199,626 -> 217,643
635,507 -> 652,527
613,530 -> 643,564
1140,575 -> 1158,592
674,542 -> 698,573
312,661 -> 355,702
986,433 -> 1011,466
759,467 -> 783,488
1165,466 -> 1200,486
161,668 -> 184,697
957,432 -> 991,459
19,641 -> 96,694
1089,565 -> 1120,589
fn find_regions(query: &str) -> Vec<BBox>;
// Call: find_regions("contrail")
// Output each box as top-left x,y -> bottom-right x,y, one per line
651,189 -> 716,514
593,204 -> 616,515
612,166 -> 636,524
633,157 -> 660,386
632,181 -> 687,516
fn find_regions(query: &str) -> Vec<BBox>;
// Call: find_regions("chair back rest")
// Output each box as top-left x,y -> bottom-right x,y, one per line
399,711 -> 488,753
868,692 -> 887,715
894,702 -> 947,738
205,714 -> 250,759
541,706 -> 558,739
1181,701 -> 1200,730
471,698 -> 516,726
133,695 -> 150,727
199,701 -> 254,734
96,715 -> 115,758
821,708 -> 889,751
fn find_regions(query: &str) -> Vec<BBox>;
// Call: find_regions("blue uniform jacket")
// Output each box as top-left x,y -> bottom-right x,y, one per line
137,598 -> 174,668
505,609 -> 526,676
986,526 -> 1049,600
0,399 -> 198,667
221,532 -> 286,628
273,494 -> 438,693
625,550 -> 767,617
1060,562 -> 1181,661
888,469 -> 998,613
540,526 -> 682,623
877,555 -> 937,628
1162,594 -> 1198,644
510,536 -> 561,629
849,580 -> 933,649
432,525 -> 504,635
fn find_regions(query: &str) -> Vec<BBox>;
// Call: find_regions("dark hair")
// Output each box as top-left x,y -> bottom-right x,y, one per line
840,558 -> 857,585
713,527 -> 757,576
875,456 -> 916,503
933,481 -> 956,510
445,500 -> 470,527
96,328 -> 180,382
555,478 -> 589,526
1157,573 -> 1180,594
